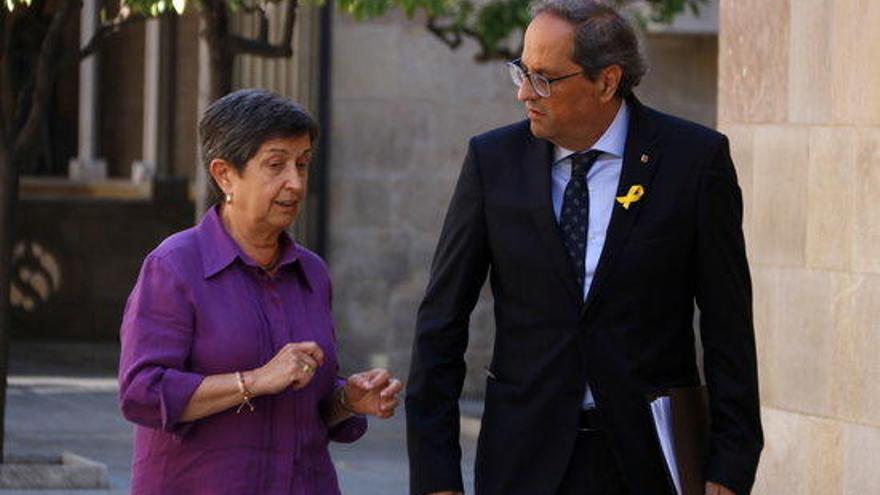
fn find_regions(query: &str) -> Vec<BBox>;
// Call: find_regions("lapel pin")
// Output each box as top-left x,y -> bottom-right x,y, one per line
616,185 -> 645,210
640,153 -> 649,164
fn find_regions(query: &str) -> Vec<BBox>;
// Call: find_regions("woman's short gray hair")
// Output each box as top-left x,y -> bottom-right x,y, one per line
529,0 -> 646,97
199,89 -> 319,203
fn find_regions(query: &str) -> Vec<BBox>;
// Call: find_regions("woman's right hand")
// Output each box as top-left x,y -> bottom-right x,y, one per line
250,341 -> 324,395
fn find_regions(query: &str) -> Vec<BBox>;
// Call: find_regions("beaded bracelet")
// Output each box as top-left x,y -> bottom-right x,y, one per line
235,371 -> 255,414
338,386 -> 356,414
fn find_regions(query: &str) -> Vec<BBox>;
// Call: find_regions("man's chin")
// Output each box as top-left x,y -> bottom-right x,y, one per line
528,119 -> 550,139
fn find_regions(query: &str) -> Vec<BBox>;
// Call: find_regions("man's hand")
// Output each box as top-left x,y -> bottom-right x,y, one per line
705,481 -> 736,495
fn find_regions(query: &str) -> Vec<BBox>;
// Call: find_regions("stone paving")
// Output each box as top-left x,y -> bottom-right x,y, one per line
3,342 -> 477,494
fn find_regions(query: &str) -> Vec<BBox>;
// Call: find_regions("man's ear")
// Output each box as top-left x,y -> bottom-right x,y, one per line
599,65 -> 623,102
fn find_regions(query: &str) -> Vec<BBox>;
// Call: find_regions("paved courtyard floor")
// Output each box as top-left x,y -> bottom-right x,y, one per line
3,342 -> 476,494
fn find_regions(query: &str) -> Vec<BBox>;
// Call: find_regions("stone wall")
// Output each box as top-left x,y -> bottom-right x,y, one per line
718,0 -> 880,492
327,13 -> 519,396
11,180 -> 193,340
328,12 -> 719,397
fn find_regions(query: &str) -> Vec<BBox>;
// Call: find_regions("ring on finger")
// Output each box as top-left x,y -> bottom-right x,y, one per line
302,363 -> 313,374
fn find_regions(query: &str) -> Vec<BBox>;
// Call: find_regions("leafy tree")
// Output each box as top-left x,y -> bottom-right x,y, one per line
0,0 -> 155,462
339,0 -> 708,62
0,0 -> 706,462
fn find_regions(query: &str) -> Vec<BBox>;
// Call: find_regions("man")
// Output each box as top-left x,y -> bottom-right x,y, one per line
405,1 -> 763,495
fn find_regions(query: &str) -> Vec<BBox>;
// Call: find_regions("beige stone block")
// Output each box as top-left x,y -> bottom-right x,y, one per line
327,177 -> 393,230
829,273 -> 866,423
330,98 -> 432,178
852,128 -> 880,274
332,22 -> 401,100
718,0 -> 789,125
788,0 -> 833,124
751,266 -> 780,406
751,126 -> 809,266
831,0 -> 880,125
718,125 -> 756,252
831,274 -> 880,426
843,423 -> 880,493
753,407 -> 844,495
806,127 -> 856,271
640,33 -> 718,127
761,268 -> 834,415
392,176 -> 455,236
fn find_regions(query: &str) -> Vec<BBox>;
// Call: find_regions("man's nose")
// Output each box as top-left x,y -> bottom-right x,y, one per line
517,78 -> 538,102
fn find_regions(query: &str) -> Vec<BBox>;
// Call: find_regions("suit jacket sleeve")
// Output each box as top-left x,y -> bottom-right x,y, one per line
406,139 -> 491,495
695,136 -> 764,494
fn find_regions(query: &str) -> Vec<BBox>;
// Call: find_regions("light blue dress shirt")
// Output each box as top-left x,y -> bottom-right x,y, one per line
551,101 -> 630,408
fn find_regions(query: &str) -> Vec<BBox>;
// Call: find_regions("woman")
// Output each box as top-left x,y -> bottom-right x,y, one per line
119,89 -> 402,495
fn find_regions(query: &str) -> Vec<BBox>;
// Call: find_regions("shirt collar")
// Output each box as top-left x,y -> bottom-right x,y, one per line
553,100 -> 630,164
196,205 -> 304,283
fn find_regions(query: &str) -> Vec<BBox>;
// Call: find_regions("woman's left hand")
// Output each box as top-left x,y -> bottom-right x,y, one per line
342,368 -> 402,419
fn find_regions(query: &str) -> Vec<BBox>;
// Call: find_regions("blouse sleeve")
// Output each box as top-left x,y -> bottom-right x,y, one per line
118,253 -> 205,437
324,377 -> 368,443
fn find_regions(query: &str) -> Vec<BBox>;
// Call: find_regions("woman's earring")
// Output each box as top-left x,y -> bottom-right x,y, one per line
225,192 -> 233,204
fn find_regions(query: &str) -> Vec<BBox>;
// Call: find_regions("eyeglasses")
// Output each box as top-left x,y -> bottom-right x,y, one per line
506,58 -> 583,98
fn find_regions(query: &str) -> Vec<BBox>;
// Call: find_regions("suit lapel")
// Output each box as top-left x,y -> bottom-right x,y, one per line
523,134 -> 584,307
582,97 -> 662,316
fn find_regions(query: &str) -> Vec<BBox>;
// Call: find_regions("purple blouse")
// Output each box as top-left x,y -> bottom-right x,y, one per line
119,206 -> 366,495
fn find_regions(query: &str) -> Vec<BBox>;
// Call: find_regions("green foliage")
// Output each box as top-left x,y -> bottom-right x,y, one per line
119,0 -> 188,16
337,0 -> 709,61
1,0 -> 186,15
3,0 -> 31,11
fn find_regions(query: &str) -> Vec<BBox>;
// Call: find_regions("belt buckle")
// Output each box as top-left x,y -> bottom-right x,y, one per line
578,408 -> 600,433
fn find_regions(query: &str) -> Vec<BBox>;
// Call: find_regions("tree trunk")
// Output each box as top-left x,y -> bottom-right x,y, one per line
0,138 -> 19,464
200,0 -> 235,102
193,0 -> 236,218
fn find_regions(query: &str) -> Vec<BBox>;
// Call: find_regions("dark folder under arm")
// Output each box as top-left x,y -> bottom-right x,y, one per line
651,385 -> 710,495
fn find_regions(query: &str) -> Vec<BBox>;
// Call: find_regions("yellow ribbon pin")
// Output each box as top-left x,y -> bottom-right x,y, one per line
616,185 -> 645,210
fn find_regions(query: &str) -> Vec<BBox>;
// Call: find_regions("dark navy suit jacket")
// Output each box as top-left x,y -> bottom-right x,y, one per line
406,96 -> 763,495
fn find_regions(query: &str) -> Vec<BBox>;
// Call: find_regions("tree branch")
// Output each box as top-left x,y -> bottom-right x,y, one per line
54,8 -> 148,77
425,15 -> 518,62
426,16 -> 463,50
12,0 -> 74,157
229,0 -> 297,58
0,5 -> 21,138
257,5 -> 269,43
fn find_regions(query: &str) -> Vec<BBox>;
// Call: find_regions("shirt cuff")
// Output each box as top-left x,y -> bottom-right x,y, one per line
328,413 -> 367,443
159,368 -> 205,436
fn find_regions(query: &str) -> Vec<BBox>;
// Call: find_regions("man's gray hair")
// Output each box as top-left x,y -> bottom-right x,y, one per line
530,0 -> 646,97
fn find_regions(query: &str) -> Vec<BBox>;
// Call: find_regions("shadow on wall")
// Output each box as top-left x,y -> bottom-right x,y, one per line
12,179 -> 194,341
11,240 -> 63,313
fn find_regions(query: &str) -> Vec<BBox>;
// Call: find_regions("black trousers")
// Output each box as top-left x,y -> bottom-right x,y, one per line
555,430 -> 629,495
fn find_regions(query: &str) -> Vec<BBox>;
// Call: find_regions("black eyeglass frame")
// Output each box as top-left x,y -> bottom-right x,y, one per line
507,58 -> 584,97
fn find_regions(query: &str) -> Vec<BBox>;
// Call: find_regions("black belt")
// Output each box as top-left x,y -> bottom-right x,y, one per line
578,408 -> 601,433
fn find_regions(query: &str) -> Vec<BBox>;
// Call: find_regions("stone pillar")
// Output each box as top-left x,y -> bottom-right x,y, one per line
718,1 -> 880,492
68,0 -> 107,181
194,21 -> 211,220
134,17 -> 174,184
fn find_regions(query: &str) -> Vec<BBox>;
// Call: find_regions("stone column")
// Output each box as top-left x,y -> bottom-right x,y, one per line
68,0 -> 107,181
134,17 -> 174,183
193,21 -> 211,220
718,1 -> 880,492
132,18 -> 174,182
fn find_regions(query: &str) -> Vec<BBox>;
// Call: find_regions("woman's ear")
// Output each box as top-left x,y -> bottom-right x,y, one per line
208,159 -> 234,194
